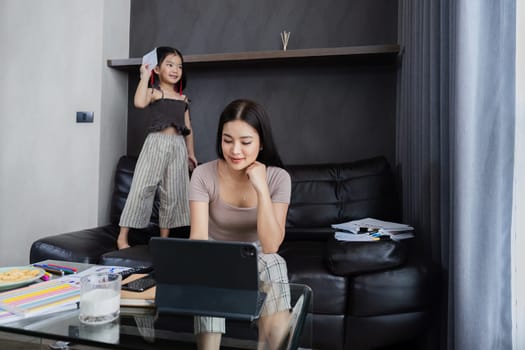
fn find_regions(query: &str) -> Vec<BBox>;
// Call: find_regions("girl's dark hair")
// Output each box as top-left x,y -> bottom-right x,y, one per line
151,46 -> 187,91
216,99 -> 284,168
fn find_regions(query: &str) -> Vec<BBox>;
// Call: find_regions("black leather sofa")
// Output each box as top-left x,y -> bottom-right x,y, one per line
30,155 -> 436,350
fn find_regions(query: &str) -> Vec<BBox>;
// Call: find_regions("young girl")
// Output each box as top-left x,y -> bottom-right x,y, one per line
117,46 -> 197,250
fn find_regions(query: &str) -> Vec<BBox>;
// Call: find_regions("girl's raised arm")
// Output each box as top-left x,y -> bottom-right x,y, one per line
134,64 -> 153,108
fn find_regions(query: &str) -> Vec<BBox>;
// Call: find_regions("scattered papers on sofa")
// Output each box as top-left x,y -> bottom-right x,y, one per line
332,217 -> 414,241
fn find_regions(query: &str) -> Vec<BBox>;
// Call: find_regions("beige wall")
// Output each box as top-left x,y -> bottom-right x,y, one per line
0,0 -> 130,265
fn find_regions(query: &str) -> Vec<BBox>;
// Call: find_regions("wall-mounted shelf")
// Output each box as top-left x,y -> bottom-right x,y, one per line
107,44 -> 400,71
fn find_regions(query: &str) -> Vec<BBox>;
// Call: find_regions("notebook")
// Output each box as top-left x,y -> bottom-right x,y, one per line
149,237 -> 266,321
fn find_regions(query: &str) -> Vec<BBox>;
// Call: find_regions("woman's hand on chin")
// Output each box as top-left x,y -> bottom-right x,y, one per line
246,162 -> 267,192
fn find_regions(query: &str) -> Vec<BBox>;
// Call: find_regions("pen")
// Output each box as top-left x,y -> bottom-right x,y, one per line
33,264 -> 74,275
47,263 -> 78,272
368,232 -> 391,241
40,267 -> 64,276
33,263 -> 75,272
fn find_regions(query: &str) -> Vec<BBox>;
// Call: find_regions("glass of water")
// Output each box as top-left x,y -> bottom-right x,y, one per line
79,272 -> 121,325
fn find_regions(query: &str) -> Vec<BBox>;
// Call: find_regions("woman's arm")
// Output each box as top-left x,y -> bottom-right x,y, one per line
134,64 -> 154,108
189,201 -> 209,240
257,200 -> 289,254
247,162 -> 289,253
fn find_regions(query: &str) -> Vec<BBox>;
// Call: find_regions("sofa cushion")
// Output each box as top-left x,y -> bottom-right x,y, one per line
284,156 -> 400,240
280,242 -> 347,315
100,244 -> 152,268
344,311 -> 431,350
325,238 -> 407,276
346,260 -> 434,317
307,314 -> 345,350
284,227 -> 334,242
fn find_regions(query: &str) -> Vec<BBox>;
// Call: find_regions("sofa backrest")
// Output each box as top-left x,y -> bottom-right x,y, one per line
110,155 -> 400,239
284,156 -> 400,240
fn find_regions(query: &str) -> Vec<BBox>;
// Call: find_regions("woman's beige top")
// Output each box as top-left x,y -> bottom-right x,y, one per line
189,160 -> 291,242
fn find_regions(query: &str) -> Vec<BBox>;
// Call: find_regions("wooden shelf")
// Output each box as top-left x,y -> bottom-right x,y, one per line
107,44 -> 400,71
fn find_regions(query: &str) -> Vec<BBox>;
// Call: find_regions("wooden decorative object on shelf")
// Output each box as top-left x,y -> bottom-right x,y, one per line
280,30 -> 291,51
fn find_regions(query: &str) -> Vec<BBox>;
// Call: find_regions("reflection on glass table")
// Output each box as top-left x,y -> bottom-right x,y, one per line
0,282 -> 312,350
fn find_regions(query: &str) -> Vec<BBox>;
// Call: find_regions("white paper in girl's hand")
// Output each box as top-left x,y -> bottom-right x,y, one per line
142,48 -> 157,72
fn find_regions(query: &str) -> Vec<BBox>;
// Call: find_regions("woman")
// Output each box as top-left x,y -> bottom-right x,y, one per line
189,99 -> 292,350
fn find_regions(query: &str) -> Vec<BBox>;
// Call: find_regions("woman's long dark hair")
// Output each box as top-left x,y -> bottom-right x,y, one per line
151,46 -> 187,92
216,99 -> 284,168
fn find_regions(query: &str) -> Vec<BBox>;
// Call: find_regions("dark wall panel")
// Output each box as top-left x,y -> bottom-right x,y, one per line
130,0 -> 397,55
128,0 -> 398,166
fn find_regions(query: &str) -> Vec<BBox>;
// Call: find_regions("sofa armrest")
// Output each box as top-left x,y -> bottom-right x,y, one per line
325,237 -> 407,276
30,225 -> 120,264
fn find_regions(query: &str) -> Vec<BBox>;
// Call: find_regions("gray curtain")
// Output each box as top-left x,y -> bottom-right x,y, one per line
397,1 -> 516,349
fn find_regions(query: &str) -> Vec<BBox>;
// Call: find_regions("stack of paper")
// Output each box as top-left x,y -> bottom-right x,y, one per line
0,278 -> 81,324
334,232 -> 378,242
0,265 -> 133,324
332,218 -> 414,241
142,48 -> 158,71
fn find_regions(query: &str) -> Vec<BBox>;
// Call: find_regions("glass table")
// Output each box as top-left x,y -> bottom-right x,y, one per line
0,261 -> 312,350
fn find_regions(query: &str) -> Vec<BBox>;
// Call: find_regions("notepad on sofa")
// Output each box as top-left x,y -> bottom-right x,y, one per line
332,217 -> 414,234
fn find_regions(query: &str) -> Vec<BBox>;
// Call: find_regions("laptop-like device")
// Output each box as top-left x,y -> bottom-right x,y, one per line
149,237 -> 266,321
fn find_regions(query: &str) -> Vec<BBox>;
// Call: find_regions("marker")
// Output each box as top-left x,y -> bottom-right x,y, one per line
40,272 -> 52,281
33,263 -> 76,274
40,267 -> 64,276
33,264 -> 73,275
47,264 -> 78,272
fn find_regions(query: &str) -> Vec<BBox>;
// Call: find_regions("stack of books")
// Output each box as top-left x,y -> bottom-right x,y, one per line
0,265 -> 135,324
332,218 -> 414,241
0,278 -> 81,324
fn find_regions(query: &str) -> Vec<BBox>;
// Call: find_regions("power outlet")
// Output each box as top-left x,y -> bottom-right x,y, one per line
76,111 -> 94,123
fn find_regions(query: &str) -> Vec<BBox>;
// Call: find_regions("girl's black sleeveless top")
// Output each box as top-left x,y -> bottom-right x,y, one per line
147,98 -> 190,136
